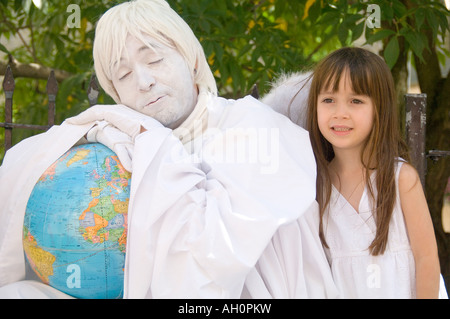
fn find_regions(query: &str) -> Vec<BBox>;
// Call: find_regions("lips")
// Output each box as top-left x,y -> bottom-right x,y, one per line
331,125 -> 352,135
332,126 -> 352,132
144,95 -> 165,107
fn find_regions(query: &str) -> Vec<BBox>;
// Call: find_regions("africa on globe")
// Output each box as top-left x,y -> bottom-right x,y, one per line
23,143 -> 131,299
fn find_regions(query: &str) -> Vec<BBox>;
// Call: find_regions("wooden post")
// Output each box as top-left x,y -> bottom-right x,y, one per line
250,84 -> 259,99
405,93 -> 427,187
2,65 -> 15,152
46,70 -> 58,127
87,74 -> 99,106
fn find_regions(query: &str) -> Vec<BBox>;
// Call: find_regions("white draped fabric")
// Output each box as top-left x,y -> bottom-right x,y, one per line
0,94 -> 338,298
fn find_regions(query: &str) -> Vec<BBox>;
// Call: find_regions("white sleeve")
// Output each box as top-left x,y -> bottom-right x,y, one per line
244,202 -> 339,298
124,103 -> 317,298
0,280 -> 74,299
0,122 -> 94,287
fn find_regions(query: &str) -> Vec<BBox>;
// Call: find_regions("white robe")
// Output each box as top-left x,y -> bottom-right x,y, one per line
0,94 -> 338,298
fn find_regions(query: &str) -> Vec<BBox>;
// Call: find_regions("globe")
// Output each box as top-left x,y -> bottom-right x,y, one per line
23,143 -> 131,299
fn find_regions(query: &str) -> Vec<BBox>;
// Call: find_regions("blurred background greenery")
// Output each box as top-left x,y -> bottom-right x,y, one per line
1,0 -> 450,291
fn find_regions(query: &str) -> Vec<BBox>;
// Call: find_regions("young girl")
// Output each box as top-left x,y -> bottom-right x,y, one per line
306,47 -> 446,298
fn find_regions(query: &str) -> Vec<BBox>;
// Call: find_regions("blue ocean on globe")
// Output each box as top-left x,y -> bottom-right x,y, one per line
23,143 -> 131,299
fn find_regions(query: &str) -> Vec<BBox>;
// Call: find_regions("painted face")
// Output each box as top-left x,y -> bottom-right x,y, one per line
111,34 -> 198,129
317,71 -> 374,155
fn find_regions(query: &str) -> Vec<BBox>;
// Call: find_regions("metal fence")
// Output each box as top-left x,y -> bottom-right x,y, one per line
0,65 -> 99,152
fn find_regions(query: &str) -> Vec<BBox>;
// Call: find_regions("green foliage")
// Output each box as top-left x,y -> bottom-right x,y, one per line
0,0 -> 118,159
364,0 -> 449,68
299,0 -> 449,69
168,0 -> 312,97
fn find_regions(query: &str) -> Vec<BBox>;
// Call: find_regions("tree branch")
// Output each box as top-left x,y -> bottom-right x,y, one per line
0,56 -> 72,82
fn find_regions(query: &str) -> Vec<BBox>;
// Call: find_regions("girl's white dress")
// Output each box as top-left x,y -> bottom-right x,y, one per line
323,161 -> 448,298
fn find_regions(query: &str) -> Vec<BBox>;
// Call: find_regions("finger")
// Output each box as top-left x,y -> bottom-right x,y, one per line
114,144 -> 133,172
86,125 -> 100,143
84,121 -> 107,143
101,113 -> 141,139
67,106 -> 136,138
66,105 -> 105,125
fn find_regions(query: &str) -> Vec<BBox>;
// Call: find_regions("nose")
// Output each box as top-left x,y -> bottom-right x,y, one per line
333,102 -> 350,119
136,67 -> 155,92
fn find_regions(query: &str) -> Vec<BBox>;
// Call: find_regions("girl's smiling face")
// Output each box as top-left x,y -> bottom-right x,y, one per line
317,70 -> 375,156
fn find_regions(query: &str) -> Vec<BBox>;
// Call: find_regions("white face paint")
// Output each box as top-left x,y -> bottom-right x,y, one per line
111,34 -> 198,129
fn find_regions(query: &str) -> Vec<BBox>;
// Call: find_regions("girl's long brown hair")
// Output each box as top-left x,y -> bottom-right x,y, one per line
305,47 -> 410,255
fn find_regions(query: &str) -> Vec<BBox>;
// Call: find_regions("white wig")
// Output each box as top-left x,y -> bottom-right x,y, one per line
93,0 -> 217,103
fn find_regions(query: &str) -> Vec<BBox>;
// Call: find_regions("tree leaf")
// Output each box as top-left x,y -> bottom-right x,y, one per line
365,29 -> 396,45
338,24 -> 348,46
403,30 -> 425,63
302,0 -> 316,20
351,21 -> 365,42
0,42 -> 10,54
308,0 -> 322,23
384,36 -> 399,69
392,0 -> 407,17
425,8 -> 439,39
414,8 -> 425,31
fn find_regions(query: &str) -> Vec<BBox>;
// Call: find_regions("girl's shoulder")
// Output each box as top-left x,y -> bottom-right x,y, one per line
397,161 -> 421,194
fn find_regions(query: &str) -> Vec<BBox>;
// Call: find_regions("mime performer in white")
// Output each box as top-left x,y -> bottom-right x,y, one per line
0,0 -> 338,298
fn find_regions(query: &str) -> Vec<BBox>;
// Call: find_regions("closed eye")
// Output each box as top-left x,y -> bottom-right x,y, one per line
148,58 -> 164,65
119,72 -> 131,81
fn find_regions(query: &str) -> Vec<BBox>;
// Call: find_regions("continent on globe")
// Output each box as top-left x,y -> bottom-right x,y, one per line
23,143 -> 131,299
23,226 -> 56,284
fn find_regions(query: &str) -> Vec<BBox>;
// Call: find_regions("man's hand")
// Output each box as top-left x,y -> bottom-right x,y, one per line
66,104 -> 161,172
67,104 -> 157,140
86,120 -> 134,172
